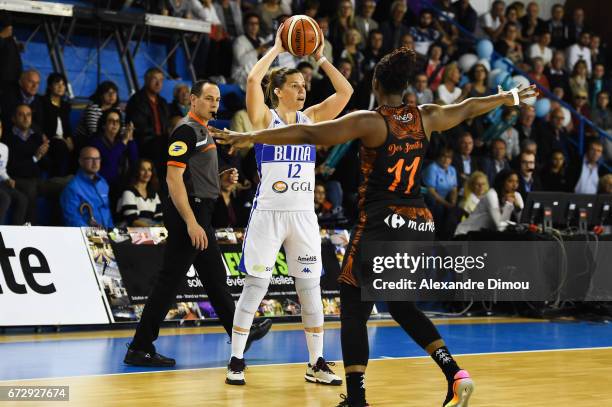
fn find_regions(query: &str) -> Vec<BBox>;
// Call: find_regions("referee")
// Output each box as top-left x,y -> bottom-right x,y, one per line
125,80 -> 271,367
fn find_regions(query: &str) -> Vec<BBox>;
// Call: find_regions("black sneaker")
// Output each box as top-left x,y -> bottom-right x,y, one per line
225,356 -> 246,385
336,394 -> 370,407
244,318 -> 272,353
124,347 -> 176,367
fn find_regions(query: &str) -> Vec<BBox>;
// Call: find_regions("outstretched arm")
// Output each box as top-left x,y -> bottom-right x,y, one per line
304,28 -> 353,123
421,85 -> 537,137
212,110 -> 386,148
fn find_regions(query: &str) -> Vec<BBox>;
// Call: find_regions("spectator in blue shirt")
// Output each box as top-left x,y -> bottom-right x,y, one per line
424,147 -> 458,238
60,146 -> 114,228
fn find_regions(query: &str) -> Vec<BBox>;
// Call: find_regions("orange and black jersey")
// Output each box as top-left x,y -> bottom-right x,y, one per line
358,104 -> 429,208
167,112 -> 219,200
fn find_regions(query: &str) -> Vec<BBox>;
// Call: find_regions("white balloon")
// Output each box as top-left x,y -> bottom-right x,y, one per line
458,53 -> 478,73
477,58 -> 490,72
524,93 -> 537,106
562,107 -> 571,127
511,75 -> 531,89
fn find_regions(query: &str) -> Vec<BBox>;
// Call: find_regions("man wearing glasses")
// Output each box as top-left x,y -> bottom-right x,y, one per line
60,146 -> 114,227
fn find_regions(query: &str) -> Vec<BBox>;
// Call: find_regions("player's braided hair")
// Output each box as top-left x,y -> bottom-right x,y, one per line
373,47 -> 417,96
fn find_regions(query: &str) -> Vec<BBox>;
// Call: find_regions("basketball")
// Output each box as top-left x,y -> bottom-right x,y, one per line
281,15 -> 321,57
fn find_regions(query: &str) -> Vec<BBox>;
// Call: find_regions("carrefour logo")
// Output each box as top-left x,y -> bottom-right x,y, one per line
384,214 -> 405,229
168,141 -> 187,156
272,181 -> 288,193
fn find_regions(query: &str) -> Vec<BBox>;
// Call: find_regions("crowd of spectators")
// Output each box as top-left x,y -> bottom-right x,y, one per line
0,1 -> 610,237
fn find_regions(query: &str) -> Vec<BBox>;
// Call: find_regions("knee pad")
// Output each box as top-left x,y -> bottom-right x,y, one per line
234,275 -> 269,328
295,277 -> 324,328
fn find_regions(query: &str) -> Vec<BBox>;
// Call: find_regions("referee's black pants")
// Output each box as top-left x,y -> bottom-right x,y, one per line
131,197 -> 235,353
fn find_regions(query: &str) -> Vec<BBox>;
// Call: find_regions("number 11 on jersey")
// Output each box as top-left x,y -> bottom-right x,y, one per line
387,157 -> 420,194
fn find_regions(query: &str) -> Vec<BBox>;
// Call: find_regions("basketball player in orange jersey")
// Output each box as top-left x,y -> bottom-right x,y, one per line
213,47 -> 537,406
224,22 -> 353,386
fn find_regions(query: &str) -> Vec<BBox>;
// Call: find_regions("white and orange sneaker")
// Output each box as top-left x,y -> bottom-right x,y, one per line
444,370 -> 474,407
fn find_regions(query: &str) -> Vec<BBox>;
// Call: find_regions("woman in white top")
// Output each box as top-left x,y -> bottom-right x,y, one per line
528,31 -> 552,65
116,159 -> 163,227
455,169 -> 523,235
459,171 -> 490,215
437,62 -> 468,105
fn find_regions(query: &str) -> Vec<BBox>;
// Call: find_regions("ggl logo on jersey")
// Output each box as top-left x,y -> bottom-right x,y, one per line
384,214 -> 406,229
272,181 -> 288,193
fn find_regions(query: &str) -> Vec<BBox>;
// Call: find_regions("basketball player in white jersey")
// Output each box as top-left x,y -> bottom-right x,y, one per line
226,23 -> 353,386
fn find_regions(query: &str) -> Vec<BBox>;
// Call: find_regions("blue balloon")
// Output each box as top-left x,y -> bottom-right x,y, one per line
477,39 -> 494,59
535,98 -> 551,118
493,57 -> 513,72
494,71 -> 510,88
459,73 -> 469,87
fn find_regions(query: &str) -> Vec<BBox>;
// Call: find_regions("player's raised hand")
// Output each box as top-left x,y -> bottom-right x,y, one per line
273,22 -> 286,53
210,127 -> 253,151
498,84 -> 538,106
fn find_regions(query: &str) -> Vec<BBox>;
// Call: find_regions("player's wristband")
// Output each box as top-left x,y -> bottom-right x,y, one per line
510,87 -> 520,106
316,56 -> 328,67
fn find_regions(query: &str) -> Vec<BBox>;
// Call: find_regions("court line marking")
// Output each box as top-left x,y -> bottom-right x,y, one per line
1,345 -> 611,383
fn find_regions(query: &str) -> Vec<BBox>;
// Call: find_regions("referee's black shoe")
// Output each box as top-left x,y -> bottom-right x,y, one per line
244,318 -> 273,353
124,346 -> 176,367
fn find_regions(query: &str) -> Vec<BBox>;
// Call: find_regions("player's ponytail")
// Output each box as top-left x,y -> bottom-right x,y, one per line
265,67 -> 301,108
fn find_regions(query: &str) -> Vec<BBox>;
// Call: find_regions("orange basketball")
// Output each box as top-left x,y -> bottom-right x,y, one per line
281,15 -> 321,57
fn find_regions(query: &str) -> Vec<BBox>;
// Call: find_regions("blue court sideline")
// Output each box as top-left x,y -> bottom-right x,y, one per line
1,321 -> 611,381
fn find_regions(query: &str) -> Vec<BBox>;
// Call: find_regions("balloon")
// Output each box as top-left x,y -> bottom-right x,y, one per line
477,58 -> 491,72
459,73 -> 469,87
493,57 -> 513,72
534,98 -> 550,117
489,70 -> 510,89
561,107 -> 571,127
476,39 -> 494,59
511,75 -> 531,89
458,53 -> 478,72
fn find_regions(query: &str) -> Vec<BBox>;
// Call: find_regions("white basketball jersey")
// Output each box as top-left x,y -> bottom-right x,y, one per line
252,110 -> 315,211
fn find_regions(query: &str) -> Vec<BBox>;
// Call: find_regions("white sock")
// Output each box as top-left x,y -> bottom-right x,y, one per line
305,330 -> 324,366
231,329 -> 249,360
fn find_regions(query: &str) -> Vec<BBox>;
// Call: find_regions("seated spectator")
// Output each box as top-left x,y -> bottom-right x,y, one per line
408,9 -> 441,56
354,0 -> 378,45
423,147 -> 458,237
1,69 -> 44,132
528,57 -> 550,90
546,3 -> 567,49
479,0 -> 506,42
566,7 -> 586,46
541,149 -> 572,192
0,11 -> 22,96
329,0 -> 355,54
511,138 -> 538,171
0,121 -> 27,224
452,131 -> 477,188
74,81 -> 120,148
379,0 -> 410,53
89,108 -> 138,192
590,34 -> 605,67
42,73 -> 73,176
169,83 -> 190,122
545,51 -> 570,96
570,90 -> 590,132
257,0 -> 284,36
466,63 -> 490,98
598,174 -> 612,194
60,146 -> 113,228
338,28 -> 364,83
231,12 -> 270,91
125,68 -> 170,168
573,139 -> 607,194
402,92 -> 417,106
539,107 -> 575,162
504,5 -> 524,43
407,73 -> 434,104
451,0 -> 478,35
214,0 -> 244,43
212,168 -> 248,228
455,169 -> 523,235
425,44 -> 445,92
520,2 -> 545,44
436,63 -> 467,105
480,138 -> 510,184
459,171 -> 490,215
116,158 -> 162,227
569,60 -> 589,99
495,22 -> 524,64
589,64 -> 611,107
528,30 -> 552,65
361,29 -> 384,75
517,150 -> 541,200
495,107 -> 520,160
7,104 -> 69,224
591,91 -> 612,161
566,31 -> 592,74
514,105 -> 537,143
314,181 -> 333,219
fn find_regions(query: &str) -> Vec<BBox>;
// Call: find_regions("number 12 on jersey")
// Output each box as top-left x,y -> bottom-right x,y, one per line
288,163 -> 302,178
387,157 -> 420,194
